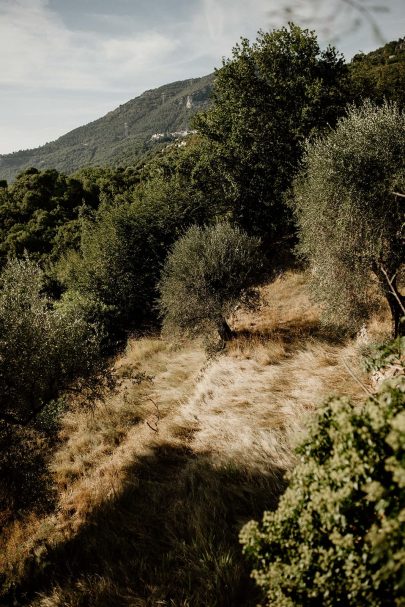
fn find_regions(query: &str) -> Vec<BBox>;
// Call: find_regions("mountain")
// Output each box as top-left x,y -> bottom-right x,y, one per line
0,74 -> 213,183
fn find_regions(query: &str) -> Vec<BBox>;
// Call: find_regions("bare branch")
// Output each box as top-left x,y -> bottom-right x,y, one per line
380,267 -> 405,316
145,397 -> 160,432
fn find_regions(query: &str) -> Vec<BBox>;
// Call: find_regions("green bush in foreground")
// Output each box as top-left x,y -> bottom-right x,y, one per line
241,374 -> 405,606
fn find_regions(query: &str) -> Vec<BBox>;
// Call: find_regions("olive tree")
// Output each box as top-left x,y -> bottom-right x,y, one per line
293,101 -> 405,336
158,223 -> 262,341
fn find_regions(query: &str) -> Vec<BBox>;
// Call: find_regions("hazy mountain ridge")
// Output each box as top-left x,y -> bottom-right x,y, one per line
0,74 -> 213,182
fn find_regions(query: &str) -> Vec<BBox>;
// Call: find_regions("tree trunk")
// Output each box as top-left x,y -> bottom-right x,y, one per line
376,267 -> 405,337
386,287 -> 405,337
217,318 -> 235,341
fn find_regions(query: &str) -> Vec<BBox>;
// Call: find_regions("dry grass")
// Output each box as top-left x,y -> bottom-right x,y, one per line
0,271 -> 393,607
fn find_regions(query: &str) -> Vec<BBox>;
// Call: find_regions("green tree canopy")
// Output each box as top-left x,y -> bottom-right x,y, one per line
61,171 -> 217,340
293,101 -> 405,336
0,168 -> 99,270
350,37 -> 405,109
0,257 -> 102,426
194,23 -> 351,241
159,223 -> 262,342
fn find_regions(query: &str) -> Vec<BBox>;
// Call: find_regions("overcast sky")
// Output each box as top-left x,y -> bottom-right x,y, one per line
0,0 -> 404,154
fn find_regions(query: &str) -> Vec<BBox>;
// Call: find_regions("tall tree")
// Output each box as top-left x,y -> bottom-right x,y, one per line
194,23 -> 351,242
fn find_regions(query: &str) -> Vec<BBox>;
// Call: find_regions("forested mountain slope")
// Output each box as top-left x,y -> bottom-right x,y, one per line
1,36 -> 404,184
0,75 -> 213,183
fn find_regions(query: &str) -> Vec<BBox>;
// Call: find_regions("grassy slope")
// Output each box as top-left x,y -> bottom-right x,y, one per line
0,271 -> 389,607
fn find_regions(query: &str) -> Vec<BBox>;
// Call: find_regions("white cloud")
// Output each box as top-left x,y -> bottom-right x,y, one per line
0,0 -> 180,91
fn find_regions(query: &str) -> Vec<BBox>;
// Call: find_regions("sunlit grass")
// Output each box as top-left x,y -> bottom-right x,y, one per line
0,271 -> 392,606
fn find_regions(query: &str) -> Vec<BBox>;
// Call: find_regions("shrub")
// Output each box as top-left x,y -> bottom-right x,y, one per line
240,372 -> 405,606
0,257 -> 102,426
159,223 -> 262,341
293,101 -> 405,335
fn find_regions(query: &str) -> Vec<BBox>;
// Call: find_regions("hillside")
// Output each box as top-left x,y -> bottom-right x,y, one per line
0,271 -> 389,607
0,74 -> 213,183
350,36 -> 405,105
2,36 -> 405,184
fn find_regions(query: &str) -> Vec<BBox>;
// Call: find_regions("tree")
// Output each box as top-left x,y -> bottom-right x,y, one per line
240,368 -> 405,606
194,23 -> 350,241
0,257 -> 102,426
158,223 -> 262,342
293,101 -> 405,336
61,172 -> 215,341
0,168 -> 99,270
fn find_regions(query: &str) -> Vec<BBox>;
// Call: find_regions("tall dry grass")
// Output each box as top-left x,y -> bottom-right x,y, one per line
0,271 -> 392,607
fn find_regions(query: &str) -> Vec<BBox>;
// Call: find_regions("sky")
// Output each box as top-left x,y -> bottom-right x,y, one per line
0,0 -> 404,154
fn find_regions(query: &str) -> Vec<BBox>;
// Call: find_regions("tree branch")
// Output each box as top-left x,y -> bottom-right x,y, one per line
380,267 -> 405,316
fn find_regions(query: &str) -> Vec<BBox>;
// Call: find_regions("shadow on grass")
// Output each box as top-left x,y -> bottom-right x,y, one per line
0,423 -> 56,531
234,318 -> 348,349
4,443 -> 285,607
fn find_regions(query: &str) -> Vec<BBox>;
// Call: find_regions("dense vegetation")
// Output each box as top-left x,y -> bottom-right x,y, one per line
193,23 -> 350,239
0,24 -> 404,607
241,360 -> 404,606
293,101 -> 405,336
350,37 -> 405,107
159,223 -> 262,341
0,258 -> 102,427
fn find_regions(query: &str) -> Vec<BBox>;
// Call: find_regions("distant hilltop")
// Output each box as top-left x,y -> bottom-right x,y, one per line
0,75 -> 213,183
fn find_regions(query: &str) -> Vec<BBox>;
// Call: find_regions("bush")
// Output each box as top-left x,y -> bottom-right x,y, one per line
159,223 -> 262,341
0,257 -> 102,425
61,170 -> 218,342
240,372 -> 405,606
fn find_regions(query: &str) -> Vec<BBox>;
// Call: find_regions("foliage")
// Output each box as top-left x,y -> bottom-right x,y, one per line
364,336 -> 405,374
241,372 -> 405,607
159,223 -> 262,341
194,23 -> 350,240
350,37 -> 405,109
62,173 -> 216,340
293,100 -> 405,335
0,257 -> 102,425
0,167 -> 99,270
